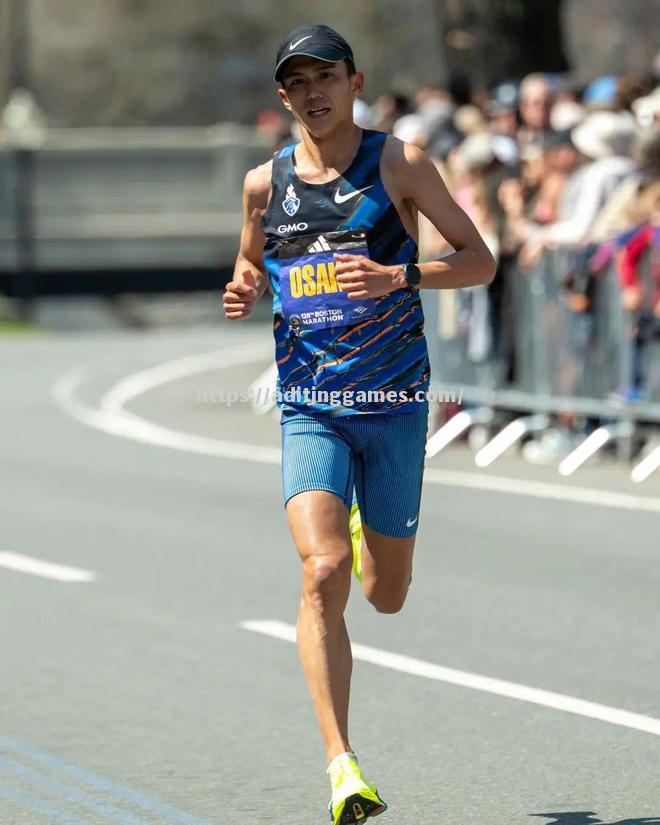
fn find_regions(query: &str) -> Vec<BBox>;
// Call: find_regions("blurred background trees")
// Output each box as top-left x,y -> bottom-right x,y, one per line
0,0 -> 657,126
440,0 -> 568,92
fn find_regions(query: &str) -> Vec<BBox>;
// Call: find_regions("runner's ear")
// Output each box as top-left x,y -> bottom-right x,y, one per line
277,87 -> 292,111
351,72 -> 364,99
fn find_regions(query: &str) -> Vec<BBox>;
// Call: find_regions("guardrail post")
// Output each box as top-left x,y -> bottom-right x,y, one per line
12,145 -> 36,320
6,0 -> 37,320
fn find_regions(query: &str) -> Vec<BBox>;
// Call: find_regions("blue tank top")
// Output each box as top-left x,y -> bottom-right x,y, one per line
261,129 -> 430,416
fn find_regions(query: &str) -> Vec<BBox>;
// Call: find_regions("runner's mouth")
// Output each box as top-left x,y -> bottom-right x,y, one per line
307,107 -> 331,119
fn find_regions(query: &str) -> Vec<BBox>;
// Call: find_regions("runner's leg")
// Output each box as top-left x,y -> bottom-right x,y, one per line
286,490 -> 354,765
360,529 -> 415,614
352,406 -> 428,613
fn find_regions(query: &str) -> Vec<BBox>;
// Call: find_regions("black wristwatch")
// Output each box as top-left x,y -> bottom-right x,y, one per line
402,262 -> 422,291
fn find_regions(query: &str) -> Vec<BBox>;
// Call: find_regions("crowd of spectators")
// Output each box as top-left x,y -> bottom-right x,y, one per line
257,62 -> 660,461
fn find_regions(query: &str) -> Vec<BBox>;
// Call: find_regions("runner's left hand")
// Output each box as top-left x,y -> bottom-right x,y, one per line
334,254 -> 405,299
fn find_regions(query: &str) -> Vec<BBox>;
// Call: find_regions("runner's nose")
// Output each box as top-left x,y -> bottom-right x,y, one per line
306,81 -> 325,101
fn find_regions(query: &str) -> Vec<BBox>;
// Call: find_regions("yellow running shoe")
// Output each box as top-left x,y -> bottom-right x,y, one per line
327,752 -> 387,824
349,503 -> 363,583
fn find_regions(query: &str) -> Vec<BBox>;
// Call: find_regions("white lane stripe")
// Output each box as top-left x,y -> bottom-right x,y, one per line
240,619 -> 660,738
101,341 -> 273,413
0,553 -> 95,583
423,467 -> 660,514
53,368 -> 281,464
52,348 -> 660,514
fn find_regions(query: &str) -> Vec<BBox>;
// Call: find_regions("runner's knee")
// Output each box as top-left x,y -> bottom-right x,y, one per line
363,577 -> 411,614
302,554 -> 351,612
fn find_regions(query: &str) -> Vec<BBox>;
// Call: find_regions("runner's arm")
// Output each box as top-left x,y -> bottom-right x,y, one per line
234,164 -> 271,295
224,164 -> 271,320
392,140 -> 496,289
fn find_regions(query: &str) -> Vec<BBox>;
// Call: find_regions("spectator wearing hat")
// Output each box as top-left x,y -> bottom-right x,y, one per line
486,84 -> 520,167
520,110 -> 635,266
392,113 -> 428,147
487,82 -> 519,140
518,73 -> 555,154
592,131 -> 660,243
550,99 -> 586,132
497,133 -> 577,256
453,104 -> 489,136
582,75 -> 619,110
531,131 -> 579,225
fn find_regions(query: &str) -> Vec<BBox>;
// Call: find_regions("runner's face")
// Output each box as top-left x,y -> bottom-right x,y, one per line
278,57 -> 361,136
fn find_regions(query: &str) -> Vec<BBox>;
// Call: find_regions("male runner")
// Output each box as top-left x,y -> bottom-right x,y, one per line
223,24 -> 495,824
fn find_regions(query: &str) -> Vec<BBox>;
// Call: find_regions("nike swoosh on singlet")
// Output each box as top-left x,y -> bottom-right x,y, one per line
334,185 -> 374,204
406,516 -> 418,527
289,35 -> 313,50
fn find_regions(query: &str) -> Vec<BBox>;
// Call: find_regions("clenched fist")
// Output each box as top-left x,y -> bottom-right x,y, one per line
223,270 -> 258,320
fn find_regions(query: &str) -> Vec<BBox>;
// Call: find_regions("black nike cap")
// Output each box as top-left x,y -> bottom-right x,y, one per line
274,24 -> 355,83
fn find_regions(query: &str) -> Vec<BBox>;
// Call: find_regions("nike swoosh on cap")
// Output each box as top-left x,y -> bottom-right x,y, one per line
289,35 -> 313,50
406,516 -> 418,527
334,185 -> 374,204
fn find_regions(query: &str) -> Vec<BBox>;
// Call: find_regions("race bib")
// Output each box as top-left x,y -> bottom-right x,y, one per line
278,230 -> 378,331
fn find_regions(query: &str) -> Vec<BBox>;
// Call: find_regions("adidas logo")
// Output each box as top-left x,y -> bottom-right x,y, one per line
307,235 -> 332,253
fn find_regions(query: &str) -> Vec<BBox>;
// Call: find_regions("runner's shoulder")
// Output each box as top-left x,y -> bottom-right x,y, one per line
381,134 -> 438,196
381,134 -> 434,175
244,160 -> 273,209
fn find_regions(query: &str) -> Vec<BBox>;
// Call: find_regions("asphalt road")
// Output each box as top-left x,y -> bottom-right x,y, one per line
1,317 -> 660,825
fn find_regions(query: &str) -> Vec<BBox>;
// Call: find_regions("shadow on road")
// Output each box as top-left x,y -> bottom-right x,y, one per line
532,813 -> 660,824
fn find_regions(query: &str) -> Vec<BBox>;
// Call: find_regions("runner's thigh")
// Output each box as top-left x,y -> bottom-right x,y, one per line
355,407 -> 428,539
282,412 -> 355,563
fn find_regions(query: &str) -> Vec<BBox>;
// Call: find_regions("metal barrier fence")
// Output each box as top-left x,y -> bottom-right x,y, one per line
515,251 -> 633,400
423,247 -> 660,480
423,248 -> 660,424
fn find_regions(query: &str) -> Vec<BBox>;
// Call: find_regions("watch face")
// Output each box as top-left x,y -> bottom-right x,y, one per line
405,263 -> 421,288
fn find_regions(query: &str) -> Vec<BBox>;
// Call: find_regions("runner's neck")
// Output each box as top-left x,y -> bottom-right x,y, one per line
294,123 -> 363,184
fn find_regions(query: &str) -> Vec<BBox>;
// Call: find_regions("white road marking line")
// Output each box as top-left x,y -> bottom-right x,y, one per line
101,341 -> 273,413
423,467 -> 660,514
52,344 -> 280,464
54,368 -> 280,464
241,619 -> 660,739
0,553 -> 95,583
52,346 -> 660,514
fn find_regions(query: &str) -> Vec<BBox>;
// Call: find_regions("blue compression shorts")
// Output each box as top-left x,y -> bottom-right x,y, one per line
281,405 -> 428,538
